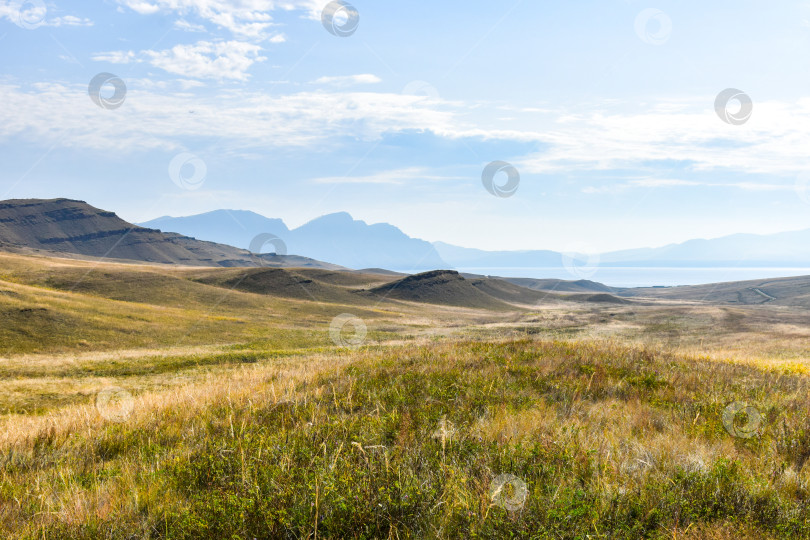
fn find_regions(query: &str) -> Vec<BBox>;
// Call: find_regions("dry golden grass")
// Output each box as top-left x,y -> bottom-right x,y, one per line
3,252 -> 810,537
4,338 -> 810,537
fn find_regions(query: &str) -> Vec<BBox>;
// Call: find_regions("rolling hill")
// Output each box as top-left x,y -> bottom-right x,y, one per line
491,276 -> 618,294
0,252 -> 535,355
190,267 -> 391,305
620,274 -> 810,307
367,270 -> 515,310
5,249 -> 810,540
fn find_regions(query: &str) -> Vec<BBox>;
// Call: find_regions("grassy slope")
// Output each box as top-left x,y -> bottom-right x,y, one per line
0,253 -> 415,356
369,271 -> 512,310
4,253 -> 810,537
621,274 -> 810,308
3,340 -> 810,538
0,252 -> 522,416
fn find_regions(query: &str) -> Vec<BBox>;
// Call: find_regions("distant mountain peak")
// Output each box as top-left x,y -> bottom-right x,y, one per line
139,208 -> 447,270
304,212 -> 358,226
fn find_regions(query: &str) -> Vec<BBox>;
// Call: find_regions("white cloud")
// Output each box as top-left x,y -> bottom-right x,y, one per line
93,40 -> 267,80
311,167 -> 465,185
50,15 -> 93,27
120,1 -> 161,15
312,74 -> 382,87
91,50 -> 139,64
581,179 -> 697,194
174,18 -> 207,32
630,179 -> 701,188
115,0 -> 320,39
0,83 -> 458,153
58,54 -> 81,65
582,178 -> 794,194
7,77 -> 810,187
0,1 -> 92,28
520,97 -> 810,177
178,79 -> 207,89
144,40 -> 266,80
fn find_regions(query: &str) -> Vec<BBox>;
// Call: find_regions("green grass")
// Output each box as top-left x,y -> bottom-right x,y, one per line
5,252 -> 810,538
4,339 -> 810,538
0,253 -> 422,355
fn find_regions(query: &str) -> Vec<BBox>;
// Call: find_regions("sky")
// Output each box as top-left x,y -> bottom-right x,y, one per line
2,0 -> 810,253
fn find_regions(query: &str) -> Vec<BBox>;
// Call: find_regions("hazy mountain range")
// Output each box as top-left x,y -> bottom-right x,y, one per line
597,230 -> 810,266
140,211 -> 446,271
2,198 -> 810,311
1,198 -> 808,294
141,210 -> 810,270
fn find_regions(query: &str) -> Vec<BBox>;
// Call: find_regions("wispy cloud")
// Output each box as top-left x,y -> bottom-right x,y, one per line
174,19 -> 206,33
630,179 -> 699,188
115,0 -> 319,40
0,84 -> 458,153
583,178 -> 795,194
312,74 -> 382,87
0,1 -> 92,27
145,40 -> 266,80
7,74 -> 810,186
521,98 -> 810,177
50,15 -> 93,27
91,50 -> 139,64
93,40 -> 268,80
311,167 -> 465,185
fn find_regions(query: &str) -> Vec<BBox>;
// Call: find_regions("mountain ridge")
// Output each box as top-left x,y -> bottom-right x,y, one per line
139,209 -> 447,271
141,208 -> 810,270
0,198 -> 340,269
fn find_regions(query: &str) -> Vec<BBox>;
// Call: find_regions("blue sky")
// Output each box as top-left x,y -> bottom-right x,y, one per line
2,0 -> 810,252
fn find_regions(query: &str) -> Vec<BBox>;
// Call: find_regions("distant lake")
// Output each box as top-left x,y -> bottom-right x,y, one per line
450,267 -> 810,288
